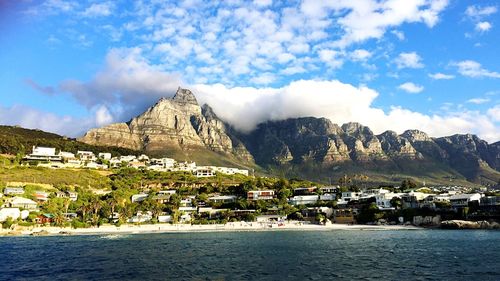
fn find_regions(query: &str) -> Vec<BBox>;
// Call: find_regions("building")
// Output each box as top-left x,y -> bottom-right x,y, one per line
5,197 -> 38,210
131,193 -> 149,203
449,193 -> 482,208
33,191 -> 50,202
3,187 -> 25,196
333,208 -> 357,224
24,146 -> 62,162
294,187 -> 317,196
319,194 -> 336,201
320,186 -> 339,194
98,153 -> 112,160
337,191 -> 362,205
0,208 -> 21,222
247,190 -> 275,200
289,195 -> 319,205
77,151 -> 96,162
196,167 -> 215,177
208,195 -> 237,204
35,214 -> 53,224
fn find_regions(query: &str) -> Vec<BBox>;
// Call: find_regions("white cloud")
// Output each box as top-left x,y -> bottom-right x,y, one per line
398,82 -> 424,94
350,49 -> 372,61
454,60 -> 500,78
192,80 -> 499,142
487,105 -> 500,122
318,49 -> 344,68
50,48 -> 182,120
0,104 -> 96,137
467,98 -> 490,105
394,52 -> 424,69
475,21 -> 492,32
465,5 -> 498,19
250,72 -> 276,85
81,2 -> 114,17
429,73 -> 455,80
391,30 -> 405,40
253,0 -> 272,7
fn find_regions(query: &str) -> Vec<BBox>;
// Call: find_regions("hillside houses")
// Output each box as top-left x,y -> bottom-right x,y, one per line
21,146 -> 249,177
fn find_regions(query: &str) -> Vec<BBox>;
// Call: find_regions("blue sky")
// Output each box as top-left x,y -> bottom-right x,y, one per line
0,0 -> 499,142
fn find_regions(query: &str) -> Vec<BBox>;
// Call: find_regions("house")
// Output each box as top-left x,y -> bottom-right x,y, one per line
129,161 -> 146,169
333,208 -> 357,224
449,193 -> 482,208
375,192 -> 403,210
3,187 -> 25,196
138,154 -> 150,161
35,213 -> 53,224
131,193 -> 149,203
320,186 -> 339,194
294,187 -> 317,196
319,194 -> 336,201
120,155 -> 137,162
337,191 -> 362,205
208,195 -> 237,204
77,151 -> 96,161
128,211 -> 152,223
401,192 -> 429,209
24,146 -> 62,162
158,215 -> 172,223
289,195 -> 319,205
196,167 -> 215,177
5,197 -> 38,210
85,162 -> 108,169
98,153 -> 112,160
0,208 -> 21,222
256,215 -> 286,223
247,190 -> 275,200
180,197 -> 194,207
33,191 -> 50,202
59,151 -> 76,159
67,191 -> 78,201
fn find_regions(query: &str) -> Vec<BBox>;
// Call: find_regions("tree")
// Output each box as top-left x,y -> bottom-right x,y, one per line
390,197 -> 402,210
338,174 -> 352,188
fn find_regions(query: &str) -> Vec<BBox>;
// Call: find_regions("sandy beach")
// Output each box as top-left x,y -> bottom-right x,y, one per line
0,222 -> 422,236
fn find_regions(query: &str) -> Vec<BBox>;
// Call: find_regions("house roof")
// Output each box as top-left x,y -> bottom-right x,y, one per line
9,196 -> 37,205
450,193 -> 481,200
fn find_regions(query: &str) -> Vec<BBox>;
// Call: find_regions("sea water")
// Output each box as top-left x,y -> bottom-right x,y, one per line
0,230 -> 499,280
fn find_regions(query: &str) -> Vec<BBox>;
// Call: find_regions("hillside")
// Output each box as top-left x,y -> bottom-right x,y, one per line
0,125 -> 139,157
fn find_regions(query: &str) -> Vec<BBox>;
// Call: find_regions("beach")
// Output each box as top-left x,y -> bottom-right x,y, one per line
0,221 -> 422,236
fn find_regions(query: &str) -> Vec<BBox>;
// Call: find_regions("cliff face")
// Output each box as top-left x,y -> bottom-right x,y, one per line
79,87 -> 499,184
79,87 -> 252,162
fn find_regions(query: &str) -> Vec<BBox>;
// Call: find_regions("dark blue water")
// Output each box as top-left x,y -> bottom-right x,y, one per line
0,230 -> 499,280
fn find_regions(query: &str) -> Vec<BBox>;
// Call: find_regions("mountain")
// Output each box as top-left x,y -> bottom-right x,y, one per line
79,87 -> 500,186
79,87 -> 254,167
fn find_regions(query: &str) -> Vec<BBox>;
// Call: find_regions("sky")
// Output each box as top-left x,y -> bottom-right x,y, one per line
0,0 -> 499,143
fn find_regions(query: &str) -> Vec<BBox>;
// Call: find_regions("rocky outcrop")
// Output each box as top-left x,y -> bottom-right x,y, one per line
441,220 -> 500,229
79,87 -> 252,161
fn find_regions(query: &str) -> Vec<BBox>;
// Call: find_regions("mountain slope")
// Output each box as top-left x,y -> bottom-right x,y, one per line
79,87 -> 254,167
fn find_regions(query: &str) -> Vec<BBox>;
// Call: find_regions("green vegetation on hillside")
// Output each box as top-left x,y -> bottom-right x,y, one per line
0,125 -> 138,157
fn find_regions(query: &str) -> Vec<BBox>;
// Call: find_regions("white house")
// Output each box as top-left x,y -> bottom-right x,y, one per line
131,193 -> 149,203
247,190 -> 275,200
449,193 -> 482,208
0,208 -> 21,222
289,195 -> 319,205
33,191 -> 50,202
196,167 -> 215,177
25,146 -> 62,162
5,197 -> 38,210
3,187 -> 24,196
208,195 -> 237,204
98,153 -> 112,160
77,151 -> 96,161
337,191 -> 362,205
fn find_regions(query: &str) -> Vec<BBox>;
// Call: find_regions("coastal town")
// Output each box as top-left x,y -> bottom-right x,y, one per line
1,146 -> 499,234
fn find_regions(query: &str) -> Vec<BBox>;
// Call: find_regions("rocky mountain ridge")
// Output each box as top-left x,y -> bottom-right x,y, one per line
79,87 -> 500,185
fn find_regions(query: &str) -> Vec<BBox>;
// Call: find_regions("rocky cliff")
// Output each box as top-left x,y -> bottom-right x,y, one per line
79,87 -> 253,163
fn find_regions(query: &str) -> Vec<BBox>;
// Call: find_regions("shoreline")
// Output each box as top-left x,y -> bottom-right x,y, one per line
0,222 -> 422,237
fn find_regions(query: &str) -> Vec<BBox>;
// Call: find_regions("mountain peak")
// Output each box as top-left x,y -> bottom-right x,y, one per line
172,87 -> 198,105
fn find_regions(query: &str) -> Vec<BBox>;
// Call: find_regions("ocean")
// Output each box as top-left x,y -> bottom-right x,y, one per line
0,230 -> 499,280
